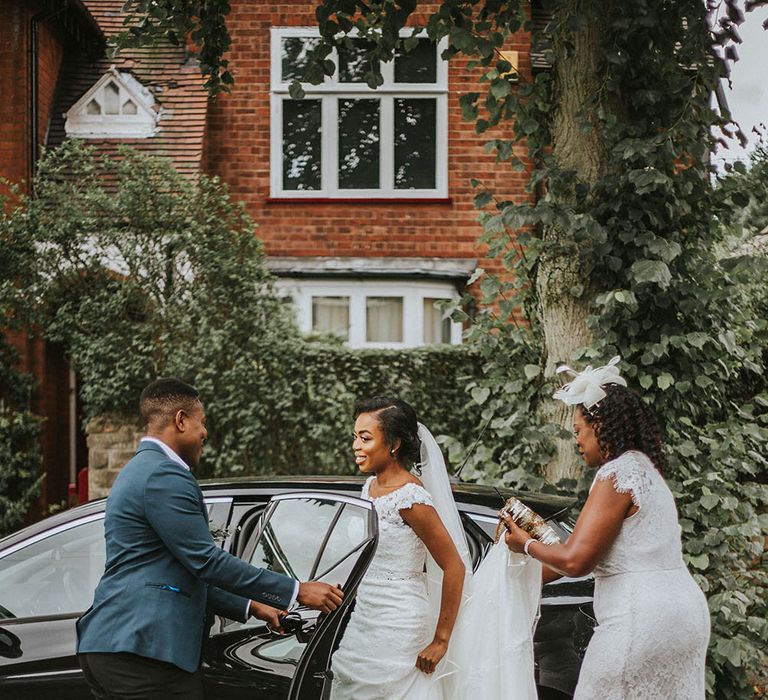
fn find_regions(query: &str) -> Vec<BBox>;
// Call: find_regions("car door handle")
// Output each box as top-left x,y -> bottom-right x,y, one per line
280,613 -> 315,643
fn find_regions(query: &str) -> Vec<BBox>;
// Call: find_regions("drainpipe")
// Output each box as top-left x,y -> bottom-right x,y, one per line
28,8 -> 59,191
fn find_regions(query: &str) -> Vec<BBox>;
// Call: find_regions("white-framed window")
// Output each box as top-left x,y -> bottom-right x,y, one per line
276,279 -> 461,348
65,68 -> 159,139
270,28 -> 448,199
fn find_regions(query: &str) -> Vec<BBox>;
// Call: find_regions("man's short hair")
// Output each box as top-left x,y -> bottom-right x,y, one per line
139,378 -> 201,428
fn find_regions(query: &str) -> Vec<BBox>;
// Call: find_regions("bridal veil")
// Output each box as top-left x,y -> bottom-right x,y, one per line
417,423 -> 541,699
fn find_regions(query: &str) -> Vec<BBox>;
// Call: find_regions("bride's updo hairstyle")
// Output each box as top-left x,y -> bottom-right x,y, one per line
581,383 -> 666,473
354,396 -> 421,468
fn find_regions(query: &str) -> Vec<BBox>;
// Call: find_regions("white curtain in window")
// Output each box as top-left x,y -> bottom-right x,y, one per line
423,298 -> 450,344
312,296 -> 350,338
366,297 -> 403,342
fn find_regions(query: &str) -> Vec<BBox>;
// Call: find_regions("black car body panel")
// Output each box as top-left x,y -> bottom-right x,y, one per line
0,477 -> 594,699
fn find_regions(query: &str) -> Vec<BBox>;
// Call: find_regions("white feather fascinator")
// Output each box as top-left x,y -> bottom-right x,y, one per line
552,356 -> 627,410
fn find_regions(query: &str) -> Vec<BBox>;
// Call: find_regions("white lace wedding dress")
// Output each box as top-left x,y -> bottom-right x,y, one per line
574,450 -> 710,699
330,479 -> 442,700
330,475 -> 543,700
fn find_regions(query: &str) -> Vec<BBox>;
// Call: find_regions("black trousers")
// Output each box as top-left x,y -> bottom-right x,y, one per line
78,652 -> 204,700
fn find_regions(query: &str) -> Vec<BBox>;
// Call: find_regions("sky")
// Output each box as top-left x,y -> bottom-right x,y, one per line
713,6 -> 768,170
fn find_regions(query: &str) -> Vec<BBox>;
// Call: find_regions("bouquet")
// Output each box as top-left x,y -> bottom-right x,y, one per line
494,496 -> 562,545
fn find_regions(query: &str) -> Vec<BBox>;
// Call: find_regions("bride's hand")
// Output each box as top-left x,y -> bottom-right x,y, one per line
500,513 -> 529,553
416,639 -> 448,674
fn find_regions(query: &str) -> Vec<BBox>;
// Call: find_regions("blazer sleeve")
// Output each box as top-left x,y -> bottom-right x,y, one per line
207,586 -> 250,622
144,463 -> 296,609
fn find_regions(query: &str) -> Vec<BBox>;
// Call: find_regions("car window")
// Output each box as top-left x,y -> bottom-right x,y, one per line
247,497 -> 374,583
0,516 -> 105,619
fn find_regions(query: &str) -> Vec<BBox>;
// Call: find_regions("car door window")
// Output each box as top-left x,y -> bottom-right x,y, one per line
248,497 -> 364,581
0,516 -> 105,619
216,494 -> 376,662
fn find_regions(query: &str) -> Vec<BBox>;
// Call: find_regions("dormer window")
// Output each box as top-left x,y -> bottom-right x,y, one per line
65,68 -> 159,138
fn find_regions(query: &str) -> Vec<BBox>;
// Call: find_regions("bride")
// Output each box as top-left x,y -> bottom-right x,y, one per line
330,397 -> 542,700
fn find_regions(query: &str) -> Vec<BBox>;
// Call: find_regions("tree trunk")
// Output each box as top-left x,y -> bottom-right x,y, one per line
536,1 -> 611,483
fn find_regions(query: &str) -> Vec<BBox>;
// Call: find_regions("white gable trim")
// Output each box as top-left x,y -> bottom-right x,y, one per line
65,67 -> 159,138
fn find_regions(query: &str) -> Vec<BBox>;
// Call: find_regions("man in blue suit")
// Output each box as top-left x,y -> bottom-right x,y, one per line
77,378 -> 343,699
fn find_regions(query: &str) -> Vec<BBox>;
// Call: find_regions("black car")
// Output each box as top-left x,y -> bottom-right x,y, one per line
0,476 -> 595,699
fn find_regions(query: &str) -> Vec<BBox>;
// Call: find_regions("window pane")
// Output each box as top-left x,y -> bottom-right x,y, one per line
104,82 -> 120,114
122,99 -> 137,115
394,98 -> 436,189
86,99 -> 101,115
249,499 -> 344,580
281,37 -> 320,81
339,99 -> 380,189
395,38 -> 437,83
366,297 -> 403,342
338,38 -> 376,83
312,296 -> 349,339
315,503 -> 369,580
0,518 -> 105,617
283,99 -> 322,190
423,298 -> 451,344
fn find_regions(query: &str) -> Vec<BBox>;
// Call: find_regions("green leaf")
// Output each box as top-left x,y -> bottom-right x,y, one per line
630,260 -> 672,288
523,364 -> 539,380
471,386 -> 490,406
687,552 -> 710,569
638,374 -> 653,390
715,638 -> 742,667
657,373 -> 674,390
466,267 -> 485,286
699,494 -> 720,510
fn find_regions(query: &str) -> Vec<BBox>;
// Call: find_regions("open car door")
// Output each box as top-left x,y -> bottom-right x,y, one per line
202,492 -> 378,700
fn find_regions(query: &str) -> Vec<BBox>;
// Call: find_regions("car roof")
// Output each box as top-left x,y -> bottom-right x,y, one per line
0,476 -> 576,548
198,475 -> 576,519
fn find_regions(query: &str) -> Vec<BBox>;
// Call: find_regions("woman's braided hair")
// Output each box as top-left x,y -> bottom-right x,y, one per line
581,383 -> 667,473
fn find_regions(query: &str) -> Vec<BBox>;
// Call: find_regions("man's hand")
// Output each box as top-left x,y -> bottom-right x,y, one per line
296,581 -> 343,613
249,600 -> 286,633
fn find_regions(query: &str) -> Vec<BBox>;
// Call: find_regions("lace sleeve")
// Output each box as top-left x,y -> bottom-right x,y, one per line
392,483 -> 434,512
594,451 -> 655,508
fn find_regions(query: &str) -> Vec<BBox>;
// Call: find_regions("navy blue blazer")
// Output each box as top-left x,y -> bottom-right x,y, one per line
77,441 -> 296,672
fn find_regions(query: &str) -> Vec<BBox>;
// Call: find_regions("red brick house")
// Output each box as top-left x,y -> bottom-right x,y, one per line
1,0 -> 104,513
2,0 -> 536,510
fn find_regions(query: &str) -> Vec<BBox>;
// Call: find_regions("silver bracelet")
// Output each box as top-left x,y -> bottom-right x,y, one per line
523,538 -> 535,557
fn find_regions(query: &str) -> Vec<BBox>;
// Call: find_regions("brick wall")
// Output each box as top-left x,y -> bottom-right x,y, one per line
36,18 -> 65,151
0,1 -> 30,196
205,1 -> 534,271
0,1 -> 66,195
86,415 -> 143,501
1,2 -> 80,515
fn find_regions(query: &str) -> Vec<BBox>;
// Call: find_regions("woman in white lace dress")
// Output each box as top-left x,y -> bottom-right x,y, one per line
330,397 -> 466,700
504,360 -> 710,699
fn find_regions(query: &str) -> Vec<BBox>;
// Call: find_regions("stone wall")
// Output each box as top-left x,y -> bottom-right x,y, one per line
86,415 -> 143,500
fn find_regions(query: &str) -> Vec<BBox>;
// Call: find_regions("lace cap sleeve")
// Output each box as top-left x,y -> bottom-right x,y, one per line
594,451 -> 655,508
391,483 -> 434,512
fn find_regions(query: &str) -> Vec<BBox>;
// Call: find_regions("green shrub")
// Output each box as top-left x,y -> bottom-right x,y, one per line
0,184 -> 43,536
194,342 -> 484,478
0,408 -> 43,537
